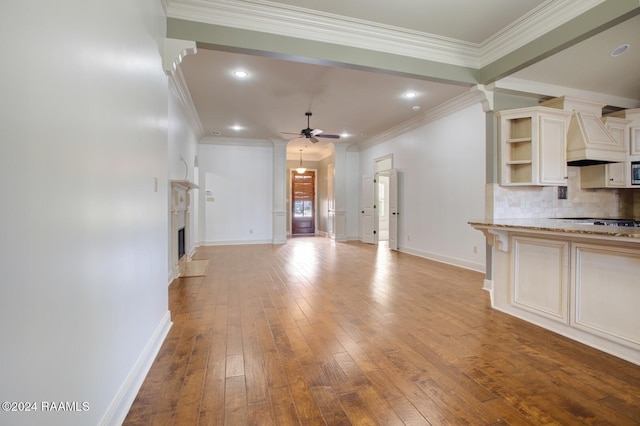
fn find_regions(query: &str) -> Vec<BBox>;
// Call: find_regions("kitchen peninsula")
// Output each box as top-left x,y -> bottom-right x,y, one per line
470,218 -> 640,366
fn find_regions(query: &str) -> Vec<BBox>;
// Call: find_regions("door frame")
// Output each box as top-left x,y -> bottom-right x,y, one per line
288,168 -> 318,236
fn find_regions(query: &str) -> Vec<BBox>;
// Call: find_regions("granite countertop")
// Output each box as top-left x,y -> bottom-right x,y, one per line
468,218 -> 640,239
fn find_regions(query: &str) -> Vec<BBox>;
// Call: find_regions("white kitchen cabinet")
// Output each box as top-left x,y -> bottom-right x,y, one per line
608,108 -> 640,157
580,116 -> 630,188
512,236 -> 569,322
471,220 -> 640,365
580,162 -> 626,188
572,243 -> 640,348
498,106 -> 571,186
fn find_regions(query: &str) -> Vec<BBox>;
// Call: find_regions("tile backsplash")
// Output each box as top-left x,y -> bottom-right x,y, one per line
488,166 -> 636,219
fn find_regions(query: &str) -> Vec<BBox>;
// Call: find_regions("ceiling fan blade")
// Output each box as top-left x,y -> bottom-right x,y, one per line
311,128 -> 323,136
316,133 -> 341,139
281,132 -> 302,135
310,137 -> 320,143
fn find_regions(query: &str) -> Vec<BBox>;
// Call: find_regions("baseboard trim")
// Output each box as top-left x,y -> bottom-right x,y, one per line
202,239 -> 273,246
399,246 -> 485,273
99,311 -> 172,426
483,279 -> 494,306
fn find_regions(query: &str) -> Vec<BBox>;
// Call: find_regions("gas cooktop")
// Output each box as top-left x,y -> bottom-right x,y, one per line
592,219 -> 640,227
555,218 -> 640,227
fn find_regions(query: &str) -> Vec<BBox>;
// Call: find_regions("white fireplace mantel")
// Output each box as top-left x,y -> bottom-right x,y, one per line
170,180 -> 199,282
171,180 -> 199,211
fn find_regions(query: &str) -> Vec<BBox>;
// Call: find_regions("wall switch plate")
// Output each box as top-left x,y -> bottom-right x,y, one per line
558,186 -> 568,200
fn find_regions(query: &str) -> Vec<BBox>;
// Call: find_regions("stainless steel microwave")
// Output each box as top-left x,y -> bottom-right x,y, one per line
633,162 -> 640,185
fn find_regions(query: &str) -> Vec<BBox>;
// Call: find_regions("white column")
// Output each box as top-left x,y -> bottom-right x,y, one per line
272,139 -> 288,244
332,144 -> 348,242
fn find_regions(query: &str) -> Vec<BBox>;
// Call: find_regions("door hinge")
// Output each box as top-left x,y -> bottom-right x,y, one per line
373,205 -> 377,208
373,230 -> 377,234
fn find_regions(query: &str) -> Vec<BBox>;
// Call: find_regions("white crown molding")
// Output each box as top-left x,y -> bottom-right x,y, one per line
168,65 -> 205,139
479,0 -> 606,67
357,85 -> 493,151
165,0 -> 604,69
166,0 -> 479,67
163,38 -> 197,75
490,77 -> 640,109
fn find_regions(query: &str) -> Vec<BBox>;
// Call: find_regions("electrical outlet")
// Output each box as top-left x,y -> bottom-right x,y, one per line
558,186 -> 568,200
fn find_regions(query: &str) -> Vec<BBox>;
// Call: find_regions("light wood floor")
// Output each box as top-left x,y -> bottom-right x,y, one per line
124,238 -> 640,425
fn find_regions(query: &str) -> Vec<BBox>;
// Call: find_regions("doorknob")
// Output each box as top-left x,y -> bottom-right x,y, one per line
361,211 -> 364,214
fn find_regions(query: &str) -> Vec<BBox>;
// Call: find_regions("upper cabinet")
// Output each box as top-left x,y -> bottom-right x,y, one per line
608,108 -> 640,158
580,116 -> 630,189
498,106 -> 571,186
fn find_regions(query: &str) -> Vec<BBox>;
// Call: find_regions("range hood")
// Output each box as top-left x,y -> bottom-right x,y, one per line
541,96 -> 626,166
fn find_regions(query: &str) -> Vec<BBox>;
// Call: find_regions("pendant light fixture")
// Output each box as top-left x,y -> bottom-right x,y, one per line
296,149 -> 306,174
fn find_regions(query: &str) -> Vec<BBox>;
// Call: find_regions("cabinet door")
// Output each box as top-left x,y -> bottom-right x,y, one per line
606,162 -> 626,187
539,115 -> 568,185
512,235 -> 569,322
631,126 -> 640,156
572,243 -> 640,347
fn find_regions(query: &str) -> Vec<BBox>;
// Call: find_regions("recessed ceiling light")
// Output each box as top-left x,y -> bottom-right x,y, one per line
412,105 -> 421,111
233,70 -> 249,78
610,43 -> 629,57
210,130 -> 222,136
403,91 -> 417,99
231,125 -> 243,131
340,132 -> 351,138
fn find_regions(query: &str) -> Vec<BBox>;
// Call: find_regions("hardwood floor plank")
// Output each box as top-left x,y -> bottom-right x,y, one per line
309,386 -> 351,425
269,386 -> 300,425
224,375 -> 248,425
125,238 -> 640,425
247,401 -> 277,426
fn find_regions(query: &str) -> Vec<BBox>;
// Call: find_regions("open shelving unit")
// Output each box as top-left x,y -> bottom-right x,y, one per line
498,107 -> 571,186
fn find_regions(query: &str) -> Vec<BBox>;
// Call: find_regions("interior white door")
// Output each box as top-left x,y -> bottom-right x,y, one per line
361,175 -> 375,244
389,169 -> 398,250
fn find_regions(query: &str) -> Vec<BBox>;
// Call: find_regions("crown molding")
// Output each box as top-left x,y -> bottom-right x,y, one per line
490,77 -> 640,109
165,0 -> 479,67
165,0 -> 604,69
357,85 -> 493,151
168,65 -> 205,139
163,38 -> 197,75
478,0 -> 605,67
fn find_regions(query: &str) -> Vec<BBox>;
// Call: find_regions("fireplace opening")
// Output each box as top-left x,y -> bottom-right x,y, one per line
178,227 -> 185,260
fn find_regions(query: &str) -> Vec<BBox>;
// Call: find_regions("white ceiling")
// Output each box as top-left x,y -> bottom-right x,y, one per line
510,13 -> 640,100
170,0 -> 640,158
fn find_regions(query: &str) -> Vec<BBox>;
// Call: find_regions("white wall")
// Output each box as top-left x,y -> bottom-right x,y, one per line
199,144 -> 274,244
0,1 -> 171,425
359,103 -> 487,272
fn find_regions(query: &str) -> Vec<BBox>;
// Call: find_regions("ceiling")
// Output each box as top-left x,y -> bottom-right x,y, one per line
171,0 -> 640,159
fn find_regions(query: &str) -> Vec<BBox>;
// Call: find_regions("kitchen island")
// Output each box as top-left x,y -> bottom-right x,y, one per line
470,218 -> 640,366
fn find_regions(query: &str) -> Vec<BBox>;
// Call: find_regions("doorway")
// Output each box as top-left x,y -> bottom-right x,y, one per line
377,174 -> 390,241
291,170 -> 316,235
